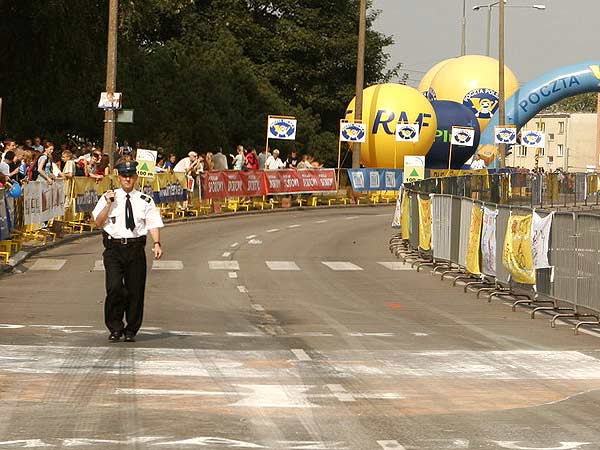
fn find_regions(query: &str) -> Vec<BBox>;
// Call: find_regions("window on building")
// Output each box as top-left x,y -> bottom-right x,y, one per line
537,147 -> 545,157
557,144 -> 564,157
537,122 -> 546,132
517,146 -> 527,158
558,121 -> 565,134
548,133 -> 554,141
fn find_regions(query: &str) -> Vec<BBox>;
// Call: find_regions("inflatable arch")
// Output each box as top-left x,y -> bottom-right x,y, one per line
478,61 -> 600,160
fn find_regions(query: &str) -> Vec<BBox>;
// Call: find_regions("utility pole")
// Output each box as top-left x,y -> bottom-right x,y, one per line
103,0 -> 119,170
461,0 -> 467,56
498,0 -> 506,167
352,0 -> 367,169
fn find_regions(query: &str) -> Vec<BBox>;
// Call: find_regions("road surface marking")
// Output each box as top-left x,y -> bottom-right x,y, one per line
29,259 -> 66,271
152,260 -> 183,270
228,272 -> 238,279
221,251 -> 231,257
245,235 -> 257,240
248,239 -> 262,245
345,216 -> 360,220
326,384 -> 355,402
230,242 -> 239,248
288,224 -> 301,228
237,286 -> 248,293
226,332 -> 265,337
230,384 -> 318,408
267,228 -> 279,233
378,261 -> 413,271
266,261 -> 301,271
93,260 -> 105,271
208,260 -> 240,270
315,220 -> 328,224
322,261 -> 363,271
493,443 -> 591,450
348,332 -> 395,337
377,441 -> 407,450
251,304 -> 265,312
291,349 -> 312,361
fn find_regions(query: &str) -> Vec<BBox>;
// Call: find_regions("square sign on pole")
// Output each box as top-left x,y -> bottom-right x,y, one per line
395,123 -> 420,143
136,149 -> 157,178
494,125 -> 517,145
404,155 -> 425,183
340,122 -> 367,143
451,126 -> 475,146
521,130 -> 546,148
267,116 -> 297,140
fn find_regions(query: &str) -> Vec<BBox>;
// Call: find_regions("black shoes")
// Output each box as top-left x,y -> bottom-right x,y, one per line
108,331 -> 122,342
124,334 -> 136,343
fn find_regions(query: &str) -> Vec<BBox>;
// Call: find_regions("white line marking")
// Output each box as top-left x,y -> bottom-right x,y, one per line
411,332 -> 429,337
251,304 -> 265,312
266,261 -> 301,271
117,388 -> 230,396
291,349 -> 312,361
377,441 -> 407,450
230,384 -> 318,408
315,220 -> 328,224
291,332 -> 335,337
93,260 -> 105,271
226,332 -> 265,337
245,235 -> 257,240
152,260 -> 183,270
322,261 -> 363,271
237,286 -> 248,293
326,384 -> 355,402
375,214 -> 392,217
345,216 -> 360,220
288,224 -> 301,229
377,261 -> 413,271
228,272 -> 238,279
248,239 -> 262,245
208,260 -> 240,270
348,332 -> 395,337
29,259 -> 66,271
222,252 -> 231,257
493,442 -> 591,450
267,228 -> 279,233
230,242 -> 239,248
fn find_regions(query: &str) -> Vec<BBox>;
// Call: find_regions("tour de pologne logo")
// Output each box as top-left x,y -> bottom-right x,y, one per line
269,120 -> 296,138
463,88 -> 499,119
496,128 -> 517,144
341,124 -> 366,142
522,131 -> 543,146
455,131 -> 472,144
397,125 -> 418,141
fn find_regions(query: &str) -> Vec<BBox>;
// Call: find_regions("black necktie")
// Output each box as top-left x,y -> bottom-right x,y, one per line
125,194 -> 135,231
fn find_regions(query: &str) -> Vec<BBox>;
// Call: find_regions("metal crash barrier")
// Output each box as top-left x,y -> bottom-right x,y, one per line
389,171 -> 600,335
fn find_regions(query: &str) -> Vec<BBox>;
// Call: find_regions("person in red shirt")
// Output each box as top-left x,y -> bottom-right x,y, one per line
245,148 -> 259,170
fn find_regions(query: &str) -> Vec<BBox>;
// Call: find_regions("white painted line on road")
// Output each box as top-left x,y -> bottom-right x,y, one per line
248,239 -> 262,245
226,332 -> 265,337
266,261 -> 301,271
315,220 -> 328,224
411,332 -> 429,337
291,332 -> 334,337
221,252 -> 231,257
378,261 -> 413,271
237,286 -> 248,293
230,242 -> 239,248
152,260 -> 183,270
251,304 -> 265,312
288,224 -> 301,228
291,349 -> 312,361
322,261 -> 363,271
228,272 -> 238,279
377,441 -> 407,450
245,235 -> 257,240
375,214 -> 392,217
230,384 -> 318,408
29,259 -> 66,271
345,216 -> 360,220
348,332 -> 395,337
117,388 -> 230,396
93,260 -> 105,271
208,260 -> 240,270
326,384 -> 355,402
267,228 -> 279,233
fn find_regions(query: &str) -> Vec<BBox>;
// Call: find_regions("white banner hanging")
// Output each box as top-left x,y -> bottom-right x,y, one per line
481,207 -> 498,276
532,211 -> 553,269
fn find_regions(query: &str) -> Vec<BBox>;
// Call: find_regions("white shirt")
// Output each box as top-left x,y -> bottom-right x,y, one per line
173,157 -> 192,173
470,158 -> 487,170
265,155 -> 284,170
92,188 -> 164,239
0,161 -> 9,176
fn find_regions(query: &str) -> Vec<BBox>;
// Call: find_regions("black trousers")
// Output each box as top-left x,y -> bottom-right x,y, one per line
103,239 -> 147,335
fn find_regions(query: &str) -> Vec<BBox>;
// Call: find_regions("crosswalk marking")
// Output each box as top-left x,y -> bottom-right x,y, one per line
377,441 -> 407,450
377,262 -> 413,271
221,252 -> 231,257
237,286 -> 248,293
266,261 -> 301,271
228,272 -> 238,279
152,260 -> 184,270
322,261 -> 363,271
315,220 -> 328,224
266,228 -> 279,233
288,224 -> 301,229
208,261 -> 240,270
29,259 -> 66,271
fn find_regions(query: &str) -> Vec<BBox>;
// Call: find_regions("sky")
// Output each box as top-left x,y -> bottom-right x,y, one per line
371,0 -> 599,87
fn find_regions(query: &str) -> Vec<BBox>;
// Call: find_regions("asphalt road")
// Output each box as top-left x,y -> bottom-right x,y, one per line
1,206 -> 600,450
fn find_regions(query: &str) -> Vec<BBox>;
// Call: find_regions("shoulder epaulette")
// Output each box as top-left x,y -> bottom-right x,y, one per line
140,194 -> 152,203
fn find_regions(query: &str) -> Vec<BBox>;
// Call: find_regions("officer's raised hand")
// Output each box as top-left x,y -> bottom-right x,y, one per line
104,190 -> 116,203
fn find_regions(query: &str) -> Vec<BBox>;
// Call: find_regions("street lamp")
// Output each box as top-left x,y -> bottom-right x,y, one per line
473,2 -> 546,56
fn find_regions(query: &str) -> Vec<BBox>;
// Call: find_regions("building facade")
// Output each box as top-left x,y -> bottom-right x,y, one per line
509,113 -> 598,172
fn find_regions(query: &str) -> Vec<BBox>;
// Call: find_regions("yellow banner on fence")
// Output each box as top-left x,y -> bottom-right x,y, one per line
401,191 -> 410,240
417,196 -> 432,251
502,214 -> 535,285
429,169 -> 488,178
466,205 -> 483,275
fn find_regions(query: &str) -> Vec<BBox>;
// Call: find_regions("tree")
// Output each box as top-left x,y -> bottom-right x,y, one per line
544,92 -> 598,113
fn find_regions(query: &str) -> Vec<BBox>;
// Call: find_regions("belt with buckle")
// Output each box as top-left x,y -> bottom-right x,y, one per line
103,232 -> 146,245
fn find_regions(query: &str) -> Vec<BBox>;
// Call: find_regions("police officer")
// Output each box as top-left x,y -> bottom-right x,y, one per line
92,160 -> 164,342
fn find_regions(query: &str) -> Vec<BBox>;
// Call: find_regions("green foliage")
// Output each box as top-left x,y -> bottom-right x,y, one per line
0,0 -> 394,163
544,93 -> 599,113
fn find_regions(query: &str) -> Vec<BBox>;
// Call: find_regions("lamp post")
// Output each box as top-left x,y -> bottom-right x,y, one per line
352,0 -> 367,169
473,2 -> 546,56
103,0 -> 119,170
461,0 -> 467,55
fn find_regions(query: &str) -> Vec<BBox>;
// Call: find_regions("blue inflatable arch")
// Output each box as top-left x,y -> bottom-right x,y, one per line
479,61 -> 600,149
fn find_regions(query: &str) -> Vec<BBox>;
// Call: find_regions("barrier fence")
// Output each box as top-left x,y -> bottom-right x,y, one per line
392,172 -> 600,334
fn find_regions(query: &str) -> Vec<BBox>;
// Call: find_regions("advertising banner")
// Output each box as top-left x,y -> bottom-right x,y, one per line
347,169 -> 403,191
466,205 -> 483,275
149,173 -> 188,204
521,130 -> 546,148
532,211 -> 553,269
73,177 -> 111,213
340,122 -> 367,143
391,188 -> 402,229
395,123 -> 420,143
267,117 -> 297,140
481,207 -> 498,276
24,181 -> 41,225
502,214 -> 536,285
494,126 -> 518,145
265,169 -> 336,195
24,181 -> 66,225
451,126 -> 476,146
401,190 -> 411,240
417,195 -> 432,251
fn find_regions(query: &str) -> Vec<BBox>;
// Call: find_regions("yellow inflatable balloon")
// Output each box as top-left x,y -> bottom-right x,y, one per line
417,58 -> 455,99
345,83 -> 437,168
429,55 -> 519,131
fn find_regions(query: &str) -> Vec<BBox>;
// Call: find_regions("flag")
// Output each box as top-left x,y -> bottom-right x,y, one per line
466,205 -> 483,275
417,195 -> 432,251
395,123 -> 420,142
481,207 -> 498,276
532,212 -> 553,269
268,117 -> 297,140
502,214 -> 536,285
451,126 -> 475,146
521,130 -> 545,148
494,126 -> 517,145
340,122 -> 367,143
